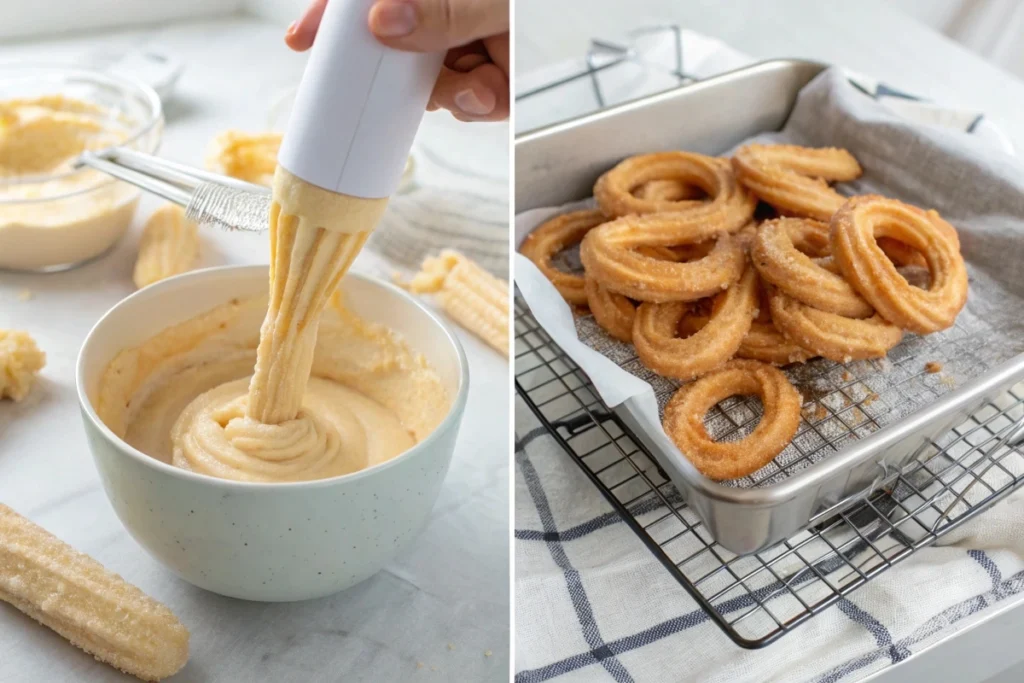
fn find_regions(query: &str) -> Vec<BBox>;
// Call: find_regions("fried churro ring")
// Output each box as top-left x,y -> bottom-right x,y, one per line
679,278 -> 815,366
752,217 -> 874,318
877,237 -> 926,268
831,195 -> 968,334
634,179 -> 704,202
662,360 -> 802,480
768,287 -> 902,362
732,144 -> 862,221
581,217 -> 746,303
633,267 -> 757,379
519,209 -> 607,305
585,277 -> 636,343
595,151 -> 756,226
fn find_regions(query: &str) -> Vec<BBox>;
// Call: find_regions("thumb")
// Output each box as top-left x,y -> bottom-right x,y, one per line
368,0 -> 509,52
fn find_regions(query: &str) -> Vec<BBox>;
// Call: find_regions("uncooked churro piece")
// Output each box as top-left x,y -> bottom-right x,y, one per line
0,504 -> 189,680
408,250 -> 509,357
0,330 -> 45,401
133,204 -> 200,289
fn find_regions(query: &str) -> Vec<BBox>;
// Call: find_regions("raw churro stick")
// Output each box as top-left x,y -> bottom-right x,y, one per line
0,504 -> 189,681
133,204 -> 200,289
407,250 -> 510,357
0,329 -> 45,401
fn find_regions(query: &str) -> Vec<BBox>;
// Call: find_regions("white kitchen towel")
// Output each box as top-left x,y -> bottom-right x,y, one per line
514,40 -> 1024,683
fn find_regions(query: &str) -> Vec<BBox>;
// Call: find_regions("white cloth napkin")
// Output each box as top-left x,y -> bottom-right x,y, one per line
515,34 -> 1024,683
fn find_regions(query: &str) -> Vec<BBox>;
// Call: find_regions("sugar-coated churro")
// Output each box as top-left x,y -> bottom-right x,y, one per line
633,266 -> 758,380
585,276 -> 636,343
662,360 -> 802,480
595,151 -> 756,225
831,195 -> 967,334
732,144 -> 862,221
519,209 -> 607,305
0,504 -> 189,681
580,214 -> 746,302
751,217 -> 873,318
768,286 -> 903,362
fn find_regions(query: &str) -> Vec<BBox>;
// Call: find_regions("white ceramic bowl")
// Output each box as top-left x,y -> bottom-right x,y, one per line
77,266 -> 468,601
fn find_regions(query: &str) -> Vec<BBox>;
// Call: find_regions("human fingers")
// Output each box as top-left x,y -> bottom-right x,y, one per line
284,0 -> 328,51
429,61 -> 509,121
368,0 -> 510,52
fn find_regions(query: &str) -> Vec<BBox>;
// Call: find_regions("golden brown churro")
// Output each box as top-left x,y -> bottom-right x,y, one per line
519,209 -> 607,305
632,267 -> 758,380
768,287 -> 903,362
595,151 -> 756,223
732,144 -> 862,221
751,217 -> 874,318
831,195 -> 968,334
580,214 -> 746,302
585,277 -> 636,343
634,179 -> 705,202
662,360 -> 802,480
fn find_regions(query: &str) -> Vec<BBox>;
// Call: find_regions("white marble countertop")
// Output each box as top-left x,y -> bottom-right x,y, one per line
516,3 -> 1024,682
0,15 -> 509,683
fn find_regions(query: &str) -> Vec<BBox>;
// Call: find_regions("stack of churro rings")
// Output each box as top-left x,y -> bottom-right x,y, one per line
520,146 -> 969,481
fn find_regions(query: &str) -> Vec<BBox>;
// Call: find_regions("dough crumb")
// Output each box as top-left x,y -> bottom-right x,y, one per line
925,361 -> 943,374
17,289 -> 33,301
0,330 -> 45,401
446,643 -> 455,651
416,662 -> 424,669
484,650 -> 493,657
205,130 -> 281,187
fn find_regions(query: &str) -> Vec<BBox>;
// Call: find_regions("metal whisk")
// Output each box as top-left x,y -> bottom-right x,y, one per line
74,147 -> 272,233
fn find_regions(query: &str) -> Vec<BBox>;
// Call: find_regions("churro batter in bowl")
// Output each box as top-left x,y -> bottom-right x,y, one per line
97,167 -> 447,483
0,68 -> 162,271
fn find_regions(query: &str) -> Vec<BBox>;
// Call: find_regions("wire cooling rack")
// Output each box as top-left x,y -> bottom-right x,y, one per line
515,293 -> 1024,648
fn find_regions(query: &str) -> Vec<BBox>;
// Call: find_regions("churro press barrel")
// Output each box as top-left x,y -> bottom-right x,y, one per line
277,0 -> 443,201
246,0 -> 442,425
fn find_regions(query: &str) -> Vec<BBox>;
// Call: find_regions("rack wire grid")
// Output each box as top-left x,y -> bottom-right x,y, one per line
515,292 -> 1024,648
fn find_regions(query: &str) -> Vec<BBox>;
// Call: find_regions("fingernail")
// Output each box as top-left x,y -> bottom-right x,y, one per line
370,1 -> 419,38
285,20 -> 297,37
454,88 -> 495,116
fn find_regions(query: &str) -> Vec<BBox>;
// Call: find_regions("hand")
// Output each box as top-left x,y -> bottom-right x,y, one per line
286,0 -> 510,122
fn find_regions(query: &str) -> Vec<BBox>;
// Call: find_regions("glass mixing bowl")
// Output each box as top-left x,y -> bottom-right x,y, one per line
0,65 -> 163,272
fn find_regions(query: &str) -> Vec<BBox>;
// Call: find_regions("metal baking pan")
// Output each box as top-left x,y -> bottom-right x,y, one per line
515,59 -> 1024,554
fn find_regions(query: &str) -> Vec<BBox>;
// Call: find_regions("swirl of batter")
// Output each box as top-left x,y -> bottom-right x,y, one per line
169,377 -> 413,483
